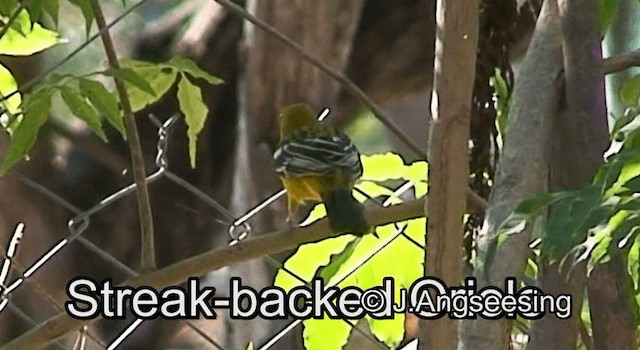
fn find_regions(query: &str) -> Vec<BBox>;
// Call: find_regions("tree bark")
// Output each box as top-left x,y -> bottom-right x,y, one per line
421,0 -> 478,349
460,0 -> 563,348
528,0 -> 609,349
588,257 -> 638,350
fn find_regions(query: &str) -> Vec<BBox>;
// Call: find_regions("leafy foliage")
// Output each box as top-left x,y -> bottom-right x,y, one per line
1,52 -> 222,172
273,153 -> 426,350
487,74 -> 640,313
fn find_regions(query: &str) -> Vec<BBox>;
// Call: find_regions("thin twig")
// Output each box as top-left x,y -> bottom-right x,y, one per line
602,48 -> 640,75
90,0 -> 156,271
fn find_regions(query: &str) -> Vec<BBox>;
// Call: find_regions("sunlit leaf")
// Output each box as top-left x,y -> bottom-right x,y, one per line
0,64 -> 21,122
0,10 -> 64,55
404,160 -> 428,183
177,74 -> 209,168
274,231 -> 354,291
361,153 -> 407,181
303,317 -> 352,350
114,60 -> 178,112
315,237 -> 361,284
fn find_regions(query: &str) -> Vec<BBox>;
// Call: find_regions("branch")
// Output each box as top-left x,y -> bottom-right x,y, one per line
90,0 -> 156,271
0,199 -> 424,350
602,48 -> 640,75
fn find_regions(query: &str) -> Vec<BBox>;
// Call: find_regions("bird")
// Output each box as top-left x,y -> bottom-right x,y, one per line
272,103 -> 371,236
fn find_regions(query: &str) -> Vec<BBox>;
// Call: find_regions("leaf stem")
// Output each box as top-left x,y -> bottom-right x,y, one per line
90,0 -> 156,271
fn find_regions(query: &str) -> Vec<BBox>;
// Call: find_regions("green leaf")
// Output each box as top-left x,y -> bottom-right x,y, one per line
27,0 -> 44,24
361,153 -> 407,181
620,75 -> 640,107
68,0 -> 94,36
303,318 -> 352,350
26,0 -> 59,25
274,224 -> 354,291
610,108 -> 640,138
605,155 -> 640,197
78,78 -> 124,138
0,0 -> 17,17
484,190 -> 576,277
0,9 -> 64,55
0,92 -> 51,173
165,56 -> 223,85
0,63 -> 21,120
597,0 -> 618,35
115,60 -> 178,111
403,160 -> 428,184
102,67 -> 156,96
544,186 -> 605,259
177,74 -> 209,168
245,342 -> 254,350
315,237 -> 361,284
60,86 -> 106,141
628,235 -> 640,289
41,0 -> 59,25
491,68 -> 511,141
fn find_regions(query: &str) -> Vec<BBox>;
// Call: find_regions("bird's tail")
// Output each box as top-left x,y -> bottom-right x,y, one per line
321,188 -> 371,236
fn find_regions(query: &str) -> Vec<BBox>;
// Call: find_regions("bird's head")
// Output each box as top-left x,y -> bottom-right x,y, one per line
279,103 -> 317,139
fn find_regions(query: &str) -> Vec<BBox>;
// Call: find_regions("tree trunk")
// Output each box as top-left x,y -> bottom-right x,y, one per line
421,0 -> 478,349
528,0 -> 609,349
460,0 -> 563,348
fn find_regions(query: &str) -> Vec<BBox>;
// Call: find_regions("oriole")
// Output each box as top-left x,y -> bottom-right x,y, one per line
273,103 -> 370,235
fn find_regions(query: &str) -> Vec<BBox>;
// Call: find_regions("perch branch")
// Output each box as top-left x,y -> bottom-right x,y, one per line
0,199 -> 425,350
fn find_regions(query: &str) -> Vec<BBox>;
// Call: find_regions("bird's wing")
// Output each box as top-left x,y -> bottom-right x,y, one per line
273,130 -> 362,182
